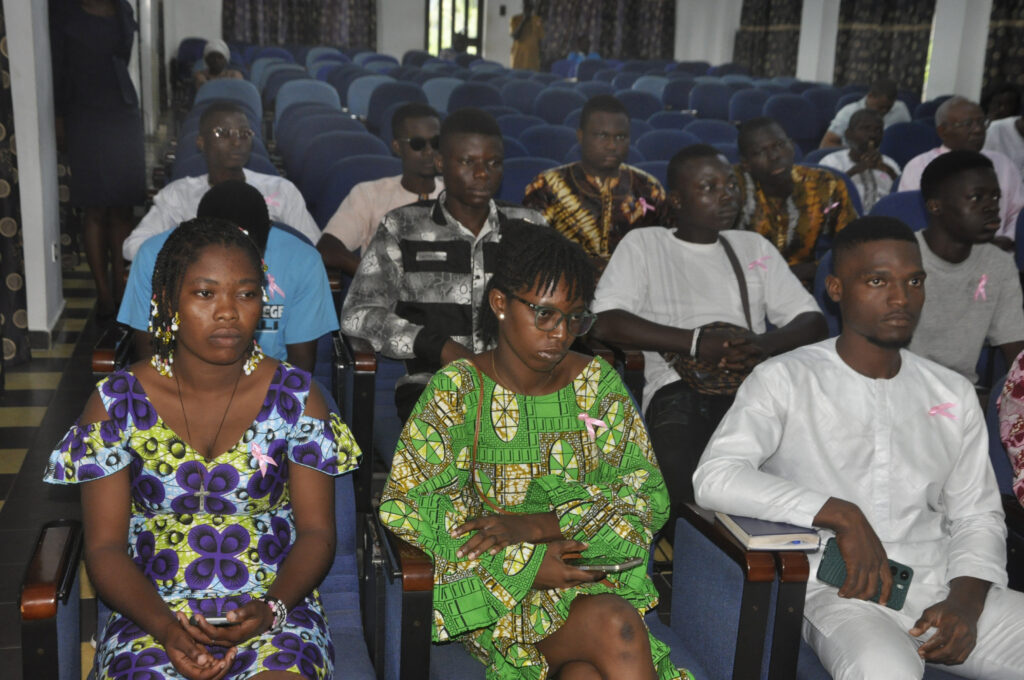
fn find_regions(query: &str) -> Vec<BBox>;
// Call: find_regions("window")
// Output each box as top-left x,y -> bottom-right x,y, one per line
427,0 -> 482,56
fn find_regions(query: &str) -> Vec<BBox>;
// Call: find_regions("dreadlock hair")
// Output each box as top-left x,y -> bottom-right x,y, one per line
480,220 -> 596,345
149,217 -> 265,369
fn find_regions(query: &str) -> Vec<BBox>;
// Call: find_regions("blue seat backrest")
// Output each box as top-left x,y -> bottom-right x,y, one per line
986,372 -> 1015,496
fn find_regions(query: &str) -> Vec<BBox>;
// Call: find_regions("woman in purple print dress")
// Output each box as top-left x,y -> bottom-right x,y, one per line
45,218 -> 360,680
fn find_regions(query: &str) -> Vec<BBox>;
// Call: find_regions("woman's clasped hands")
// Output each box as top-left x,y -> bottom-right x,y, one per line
156,599 -> 274,680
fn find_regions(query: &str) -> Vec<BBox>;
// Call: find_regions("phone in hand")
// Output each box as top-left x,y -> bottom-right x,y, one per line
816,538 -> 913,611
189,615 -> 235,627
565,555 -> 644,573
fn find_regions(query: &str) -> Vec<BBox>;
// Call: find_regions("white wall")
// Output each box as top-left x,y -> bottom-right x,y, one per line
674,0 -> 743,65
482,1 -> 517,66
3,0 -> 63,339
796,0 -> 840,83
924,0 -> 991,101
377,0 -> 426,61
162,0 -> 222,68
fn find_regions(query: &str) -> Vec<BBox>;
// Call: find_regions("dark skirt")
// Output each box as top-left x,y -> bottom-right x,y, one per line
65,104 -> 146,208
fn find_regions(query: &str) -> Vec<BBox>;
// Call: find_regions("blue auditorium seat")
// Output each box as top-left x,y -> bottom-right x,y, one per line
661,77 -> 696,111
366,81 -> 428,135
763,93 -> 820,155
518,125 -> 578,163
194,78 -> 263,119
274,79 -> 341,133
577,80 -> 615,99
879,121 -> 940,169
575,59 -> 609,81
616,89 -> 663,120
347,74 -> 396,118
497,157 -> 557,202
868,190 -> 928,231
533,88 -> 588,125
648,110 -> 696,130
293,131 -> 391,202
611,71 -> 643,90
422,76 -> 464,113
635,129 -> 702,161
497,113 -> 546,138
313,154 -> 403,227
500,79 -> 545,114
685,119 -> 739,145
501,136 -> 529,159
728,87 -> 771,123
447,81 -> 503,111
635,159 -> 669,186
279,113 -> 366,169
689,82 -> 732,119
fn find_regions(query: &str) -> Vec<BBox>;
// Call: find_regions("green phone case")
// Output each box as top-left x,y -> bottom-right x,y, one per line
816,537 -> 913,611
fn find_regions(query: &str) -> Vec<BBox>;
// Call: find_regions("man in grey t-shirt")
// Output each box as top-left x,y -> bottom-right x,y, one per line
909,150 -> 1024,383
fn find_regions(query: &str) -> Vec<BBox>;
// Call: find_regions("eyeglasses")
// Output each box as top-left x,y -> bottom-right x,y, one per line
507,292 -> 597,336
211,127 -> 255,140
397,135 -> 440,151
944,118 -> 989,131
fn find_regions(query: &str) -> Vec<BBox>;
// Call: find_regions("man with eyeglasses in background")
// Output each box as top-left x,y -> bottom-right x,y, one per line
318,103 -> 445,276
899,96 -> 1024,250
523,95 -> 666,273
341,108 -> 546,422
122,101 -> 321,260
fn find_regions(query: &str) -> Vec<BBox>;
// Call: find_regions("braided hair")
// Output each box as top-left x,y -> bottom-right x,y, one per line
150,217 -> 265,365
480,220 -> 596,345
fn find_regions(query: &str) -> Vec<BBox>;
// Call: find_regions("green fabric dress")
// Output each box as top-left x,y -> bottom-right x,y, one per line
379,357 -> 689,680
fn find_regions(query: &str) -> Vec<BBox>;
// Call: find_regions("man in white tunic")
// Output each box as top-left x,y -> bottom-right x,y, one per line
694,216 -> 1024,679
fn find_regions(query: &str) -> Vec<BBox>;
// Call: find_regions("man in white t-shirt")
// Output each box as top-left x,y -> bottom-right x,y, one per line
122,102 -> 320,260
820,78 -> 911,149
820,109 -> 900,213
984,115 -> 1024,179
591,143 -> 827,516
317,103 -> 444,276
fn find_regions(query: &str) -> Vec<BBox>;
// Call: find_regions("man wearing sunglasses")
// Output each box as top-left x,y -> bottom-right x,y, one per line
341,108 -> 546,422
898,96 -> 1024,249
319,103 -> 445,276
122,101 -> 321,260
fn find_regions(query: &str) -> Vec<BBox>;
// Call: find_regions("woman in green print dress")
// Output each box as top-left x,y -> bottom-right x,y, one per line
379,221 -> 692,680
45,218 -> 360,680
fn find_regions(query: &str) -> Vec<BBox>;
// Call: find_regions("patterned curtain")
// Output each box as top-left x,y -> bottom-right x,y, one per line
0,5 -> 31,391
733,0 -> 803,78
983,0 -> 1024,92
222,0 -> 376,49
833,0 -> 934,96
536,0 -> 675,67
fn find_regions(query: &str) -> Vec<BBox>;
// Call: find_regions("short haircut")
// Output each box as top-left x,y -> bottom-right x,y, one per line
867,78 -> 898,101
439,107 -> 501,147
666,143 -> 725,191
197,180 -> 271,254
737,117 -> 784,157
579,94 -> 629,130
479,220 -> 596,345
391,102 -> 441,140
847,107 -> 883,130
935,95 -> 975,127
198,100 -> 247,133
831,216 -> 917,273
919,149 -> 994,201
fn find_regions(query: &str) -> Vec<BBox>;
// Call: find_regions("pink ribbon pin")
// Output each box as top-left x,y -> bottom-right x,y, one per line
748,255 -> 770,271
252,441 -> 278,477
578,413 -> 607,441
267,273 -> 286,300
822,201 -> 841,215
638,197 -> 654,215
264,192 -> 281,208
928,403 -> 957,420
974,274 -> 988,302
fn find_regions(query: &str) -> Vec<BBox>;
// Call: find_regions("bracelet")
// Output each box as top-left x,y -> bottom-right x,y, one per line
260,595 -> 288,633
690,326 -> 703,359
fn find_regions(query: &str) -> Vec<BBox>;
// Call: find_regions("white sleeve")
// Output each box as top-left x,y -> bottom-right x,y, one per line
322,181 -> 374,251
122,188 -> 185,260
760,240 -> 823,327
273,179 -> 321,245
941,390 -> 1009,587
693,364 -> 831,528
897,154 -> 927,192
995,157 -> 1024,240
592,232 -> 649,314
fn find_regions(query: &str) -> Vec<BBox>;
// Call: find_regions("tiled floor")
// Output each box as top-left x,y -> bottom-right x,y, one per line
0,264 -> 99,679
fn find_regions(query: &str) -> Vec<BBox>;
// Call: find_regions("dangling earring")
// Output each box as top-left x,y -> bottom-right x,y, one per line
243,340 -> 264,375
151,350 -> 174,377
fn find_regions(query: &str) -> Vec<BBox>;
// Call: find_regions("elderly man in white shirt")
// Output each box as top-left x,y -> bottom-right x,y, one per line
695,216 -> 1024,680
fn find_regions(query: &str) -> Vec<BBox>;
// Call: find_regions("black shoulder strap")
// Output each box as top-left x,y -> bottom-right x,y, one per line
718,234 -> 752,331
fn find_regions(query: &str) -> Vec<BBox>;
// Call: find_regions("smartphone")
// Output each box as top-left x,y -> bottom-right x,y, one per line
189,615 -> 234,627
566,555 -> 644,573
816,538 -> 913,611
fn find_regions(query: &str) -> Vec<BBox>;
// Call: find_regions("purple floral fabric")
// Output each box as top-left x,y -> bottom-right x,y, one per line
44,363 -> 361,680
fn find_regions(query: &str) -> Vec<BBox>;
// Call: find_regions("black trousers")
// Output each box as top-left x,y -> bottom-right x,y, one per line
645,380 -> 735,528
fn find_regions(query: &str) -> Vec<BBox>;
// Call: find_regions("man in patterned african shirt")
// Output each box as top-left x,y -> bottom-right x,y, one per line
523,95 -> 666,269
340,109 -> 545,421
735,117 -> 857,284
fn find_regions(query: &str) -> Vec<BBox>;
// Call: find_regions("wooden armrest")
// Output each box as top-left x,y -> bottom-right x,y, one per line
20,520 -> 83,621
680,504 -> 775,582
91,325 -> 131,376
380,522 -> 433,592
345,335 -> 378,373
